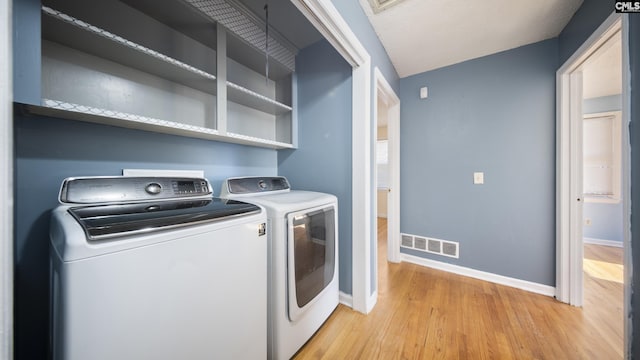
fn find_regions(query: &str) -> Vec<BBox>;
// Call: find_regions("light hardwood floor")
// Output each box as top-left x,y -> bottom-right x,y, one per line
293,218 -> 623,359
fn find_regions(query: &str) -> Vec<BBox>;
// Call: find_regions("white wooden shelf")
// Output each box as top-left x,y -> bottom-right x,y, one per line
18,101 -> 294,149
42,6 -> 218,97
227,81 -> 292,115
40,3 -> 296,148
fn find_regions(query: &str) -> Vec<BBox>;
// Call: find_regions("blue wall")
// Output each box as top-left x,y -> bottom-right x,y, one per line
399,39 -> 558,286
558,0 -> 612,65
13,113 -> 277,359
278,40 -> 353,294
583,203 -> 624,242
12,0 -> 40,104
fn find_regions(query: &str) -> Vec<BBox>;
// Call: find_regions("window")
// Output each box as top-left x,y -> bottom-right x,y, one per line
583,111 -> 621,203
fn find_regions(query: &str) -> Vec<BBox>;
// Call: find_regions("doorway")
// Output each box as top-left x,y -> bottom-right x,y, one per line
556,11 -> 631,354
580,29 -> 624,357
372,67 -> 400,304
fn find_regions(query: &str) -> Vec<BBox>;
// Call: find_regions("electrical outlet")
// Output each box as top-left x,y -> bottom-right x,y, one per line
585,218 -> 592,226
473,172 -> 484,185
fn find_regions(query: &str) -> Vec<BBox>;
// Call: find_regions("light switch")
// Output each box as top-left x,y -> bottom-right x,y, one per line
420,86 -> 428,99
473,172 -> 484,185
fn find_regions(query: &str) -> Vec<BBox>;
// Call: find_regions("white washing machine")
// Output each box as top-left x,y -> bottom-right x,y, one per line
220,176 -> 338,360
50,176 -> 268,360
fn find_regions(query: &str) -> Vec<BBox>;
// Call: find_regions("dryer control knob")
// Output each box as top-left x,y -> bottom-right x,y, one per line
145,183 -> 162,195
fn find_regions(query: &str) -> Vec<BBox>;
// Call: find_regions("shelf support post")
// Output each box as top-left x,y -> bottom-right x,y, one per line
216,23 -> 227,135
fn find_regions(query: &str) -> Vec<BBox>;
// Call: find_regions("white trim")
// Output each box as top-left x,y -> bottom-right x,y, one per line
338,290 -> 374,313
339,291 -> 353,308
401,254 -> 556,297
291,0 -> 368,67
350,59 -> 372,314
569,70 -> 584,306
556,12 -> 622,307
1,0 -> 13,357
290,0 -> 373,314
583,237 -> 624,248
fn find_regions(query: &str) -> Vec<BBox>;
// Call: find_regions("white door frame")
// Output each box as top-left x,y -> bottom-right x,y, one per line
291,0 -> 374,313
556,10 -> 631,354
1,0 -> 13,357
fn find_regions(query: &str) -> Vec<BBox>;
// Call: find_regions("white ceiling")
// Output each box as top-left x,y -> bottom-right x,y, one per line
360,0 -> 584,78
582,31 -> 622,99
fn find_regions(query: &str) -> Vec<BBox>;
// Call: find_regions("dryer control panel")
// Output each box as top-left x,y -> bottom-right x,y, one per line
59,176 -> 212,204
222,176 -> 290,195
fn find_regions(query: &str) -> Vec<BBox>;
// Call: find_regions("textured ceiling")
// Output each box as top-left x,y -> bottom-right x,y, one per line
360,0 -> 584,77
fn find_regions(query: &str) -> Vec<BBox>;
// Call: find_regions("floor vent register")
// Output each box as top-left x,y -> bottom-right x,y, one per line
401,233 -> 459,259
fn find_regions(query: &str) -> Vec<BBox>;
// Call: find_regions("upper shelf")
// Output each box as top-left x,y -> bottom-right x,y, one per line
42,6 -> 217,96
41,5 -> 293,116
120,0 -> 300,81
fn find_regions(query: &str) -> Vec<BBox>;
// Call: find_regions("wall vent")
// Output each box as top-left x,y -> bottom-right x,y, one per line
401,234 -> 413,248
442,241 -> 459,257
427,239 -> 440,253
400,233 -> 459,259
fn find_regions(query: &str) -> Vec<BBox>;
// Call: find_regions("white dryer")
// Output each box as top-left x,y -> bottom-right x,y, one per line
220,176 -> 339,360
50,176 -> 268,360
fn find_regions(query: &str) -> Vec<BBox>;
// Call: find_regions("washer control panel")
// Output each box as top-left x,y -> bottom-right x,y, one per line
59,176 -> 212,204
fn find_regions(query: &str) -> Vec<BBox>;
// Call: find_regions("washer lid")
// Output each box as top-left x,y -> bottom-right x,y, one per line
68,198 -> 260,240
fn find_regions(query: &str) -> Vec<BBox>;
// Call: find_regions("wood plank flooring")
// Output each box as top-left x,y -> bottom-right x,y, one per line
293,218 -> 623,359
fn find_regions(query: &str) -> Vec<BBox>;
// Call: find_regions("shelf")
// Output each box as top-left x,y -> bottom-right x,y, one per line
227,82 -> 292,115
17,101 -> 293,150
43,6 -> 293,117
226,132 -> 294,149
41,6 -> 218,97
39,99 -> 218,137
39,3 -> 297,149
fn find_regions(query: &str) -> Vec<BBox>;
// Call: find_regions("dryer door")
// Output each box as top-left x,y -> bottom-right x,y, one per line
286,204 -> 337,322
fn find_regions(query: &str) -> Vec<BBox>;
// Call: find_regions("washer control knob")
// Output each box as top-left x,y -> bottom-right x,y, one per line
258,180 -> 267,190
145,183 -> 162,195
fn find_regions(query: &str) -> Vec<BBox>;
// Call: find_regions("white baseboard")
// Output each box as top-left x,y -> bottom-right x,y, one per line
338,290 -> 377,313
583,237 -> 623,248
339,291 -> 353,308
401,253 -> 556,297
